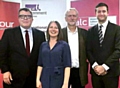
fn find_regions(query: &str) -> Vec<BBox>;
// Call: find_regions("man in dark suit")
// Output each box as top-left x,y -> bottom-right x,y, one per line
62,8 -> 88,88
87,3 -> 120,88
0,8 -> 45,88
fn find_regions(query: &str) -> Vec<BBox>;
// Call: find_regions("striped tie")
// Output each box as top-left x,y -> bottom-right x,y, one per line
98,25 -> 103,47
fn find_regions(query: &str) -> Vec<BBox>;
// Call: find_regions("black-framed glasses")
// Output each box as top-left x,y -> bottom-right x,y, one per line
19,15 -> 32,19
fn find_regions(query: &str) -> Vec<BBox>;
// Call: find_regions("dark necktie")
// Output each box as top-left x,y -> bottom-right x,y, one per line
25,30 -> 30,56
98,25 -> 103,47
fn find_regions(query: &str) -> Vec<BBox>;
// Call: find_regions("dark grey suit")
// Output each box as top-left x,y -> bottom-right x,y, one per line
0,26 -> 45,88
87,21 -> 120,88
62,27 -> 88,87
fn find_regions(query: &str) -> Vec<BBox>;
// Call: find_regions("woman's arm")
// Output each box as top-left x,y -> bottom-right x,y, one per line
36,66 -> 43,88
62,67 -> 70,88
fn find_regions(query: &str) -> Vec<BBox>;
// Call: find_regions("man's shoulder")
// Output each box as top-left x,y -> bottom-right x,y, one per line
61,27 -> 67,34
32,27 -> 44,33
108,22 -> 120,28
78,27 -> 88,34
62,27 -> 67,30
88,24 -> 97,32
4,26 -> 20,32
78,27 -> 87,31
61,27 -> 67,31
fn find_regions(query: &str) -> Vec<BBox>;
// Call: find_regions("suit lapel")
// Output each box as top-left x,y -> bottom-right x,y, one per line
78,28 -> 82,61
30,28 -> 37,54
78,28 -> 81,48
63,27 -> 68,43
94,25 -> 100,45
78,28 -> 87,66
14,27 -> 27,56
102,22 -> 112,45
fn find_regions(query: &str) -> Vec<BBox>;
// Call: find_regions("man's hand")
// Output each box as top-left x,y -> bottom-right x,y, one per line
3,71 -> 13,85
101,71 -> 107,76
94,65 -> 107,75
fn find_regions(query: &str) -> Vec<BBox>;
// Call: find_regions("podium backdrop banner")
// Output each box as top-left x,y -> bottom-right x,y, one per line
71,0 -> 119,30
0,0 -> 20,39
22,0 -> 67,32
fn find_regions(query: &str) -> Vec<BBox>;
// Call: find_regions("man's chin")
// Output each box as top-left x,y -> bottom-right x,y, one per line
98,17 -> 107,23
69,23 -> 76,26
98,19 -> 106,23
22,26 -> 30,29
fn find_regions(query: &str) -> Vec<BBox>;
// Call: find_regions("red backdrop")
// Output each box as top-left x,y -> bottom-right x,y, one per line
71,0 -> 119,29
0,0 -> 19,39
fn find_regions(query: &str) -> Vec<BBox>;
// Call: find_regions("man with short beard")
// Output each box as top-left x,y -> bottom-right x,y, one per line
62,8 -> 88,88
87,2 -> 120,88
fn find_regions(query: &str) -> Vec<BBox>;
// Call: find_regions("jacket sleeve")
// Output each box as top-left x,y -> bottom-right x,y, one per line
0,29 -> 10,73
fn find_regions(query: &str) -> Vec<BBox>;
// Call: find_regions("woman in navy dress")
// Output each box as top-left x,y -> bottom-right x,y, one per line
36,21 -> 71,88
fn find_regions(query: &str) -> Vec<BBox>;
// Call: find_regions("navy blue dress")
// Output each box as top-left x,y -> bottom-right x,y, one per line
37,40 -> 71,88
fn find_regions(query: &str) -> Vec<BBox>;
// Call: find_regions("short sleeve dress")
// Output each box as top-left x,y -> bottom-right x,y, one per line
37,40 -> 71,88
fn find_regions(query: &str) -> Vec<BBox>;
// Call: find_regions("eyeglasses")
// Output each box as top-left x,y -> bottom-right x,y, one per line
19,15 -> 32,19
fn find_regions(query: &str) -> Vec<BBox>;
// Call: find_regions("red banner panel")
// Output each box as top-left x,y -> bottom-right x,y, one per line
71,0 -> 119,30
0,0 -> 20,39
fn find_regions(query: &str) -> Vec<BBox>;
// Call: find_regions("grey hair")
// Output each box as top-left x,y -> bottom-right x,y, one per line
65,8 -> 78,17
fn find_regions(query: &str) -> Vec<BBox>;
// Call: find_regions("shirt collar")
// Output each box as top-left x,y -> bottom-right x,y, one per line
67,26 -> 78,33
20,26 -> 32,33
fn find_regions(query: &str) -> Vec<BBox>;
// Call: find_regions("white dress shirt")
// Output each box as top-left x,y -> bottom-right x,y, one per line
20,26 -> 33,52
67,27 -> 79,68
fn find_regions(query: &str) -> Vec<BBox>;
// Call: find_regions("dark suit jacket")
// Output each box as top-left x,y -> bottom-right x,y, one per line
62,27 -> 88,86
87,21 -> 120,76
0,26 -> 45,88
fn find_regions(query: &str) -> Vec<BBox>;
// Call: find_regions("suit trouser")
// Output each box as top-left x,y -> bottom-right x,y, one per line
69,68 -> 84,88
3,74 -> 36,88
91,74 -> 119,88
